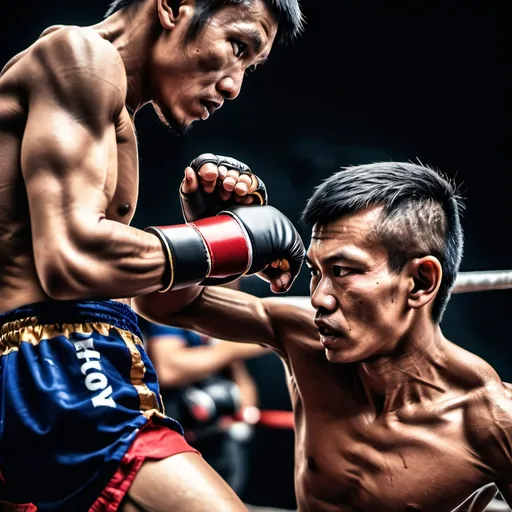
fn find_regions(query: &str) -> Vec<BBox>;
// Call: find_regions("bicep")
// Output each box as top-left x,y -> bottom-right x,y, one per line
22,102 -> 115,238
20,34 -> 125,272
21,98 -> 118,291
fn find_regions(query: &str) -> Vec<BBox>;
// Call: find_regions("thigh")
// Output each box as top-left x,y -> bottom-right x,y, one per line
122,452 -> 248,512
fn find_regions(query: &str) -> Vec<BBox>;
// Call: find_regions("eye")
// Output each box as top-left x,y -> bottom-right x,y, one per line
333,265 -> 351,278
231,39 -> 248,58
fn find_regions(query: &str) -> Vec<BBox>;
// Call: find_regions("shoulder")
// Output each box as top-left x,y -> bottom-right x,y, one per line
25,26 -> 126,118
262,296 -> 314,326
30,26 -> 124,76
441,341 -> 512,472
261,295 -> 318,350
465,380 -> 512,476
444,340 -> 503,389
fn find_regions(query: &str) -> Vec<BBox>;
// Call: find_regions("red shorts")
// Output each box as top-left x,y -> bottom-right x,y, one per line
0,421 -> 199,512
91,420 -> 199,511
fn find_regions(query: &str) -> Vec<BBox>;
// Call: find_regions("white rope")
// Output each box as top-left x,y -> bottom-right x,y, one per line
452,270 -> 512,294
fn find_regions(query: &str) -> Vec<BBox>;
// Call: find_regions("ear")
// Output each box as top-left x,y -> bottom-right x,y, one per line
407,256 -> 443,311
157,0 -> 194,30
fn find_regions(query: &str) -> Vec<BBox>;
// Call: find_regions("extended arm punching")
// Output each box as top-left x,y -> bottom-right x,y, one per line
135,284 -> 316,354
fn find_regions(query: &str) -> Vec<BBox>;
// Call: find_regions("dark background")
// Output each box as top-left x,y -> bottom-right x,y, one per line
2,2 -> 509,509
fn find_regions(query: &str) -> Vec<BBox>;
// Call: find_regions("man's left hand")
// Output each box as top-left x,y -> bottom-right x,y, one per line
180,153 -> 268,222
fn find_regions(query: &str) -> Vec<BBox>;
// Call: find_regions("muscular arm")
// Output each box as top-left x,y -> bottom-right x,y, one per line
21,28 -> 167,300
134,285 -> 317,354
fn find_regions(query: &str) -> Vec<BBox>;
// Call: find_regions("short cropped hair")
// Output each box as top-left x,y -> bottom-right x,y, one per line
301,162 -> 464,322
105,0 -> 304,45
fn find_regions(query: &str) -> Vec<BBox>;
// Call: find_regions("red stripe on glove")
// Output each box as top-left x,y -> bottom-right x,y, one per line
192,215 -> 250,278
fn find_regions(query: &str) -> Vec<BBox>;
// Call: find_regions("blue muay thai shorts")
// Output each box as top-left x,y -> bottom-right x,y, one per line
0,300 -> 194,511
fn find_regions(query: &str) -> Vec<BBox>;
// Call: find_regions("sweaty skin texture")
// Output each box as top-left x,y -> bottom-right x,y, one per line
0,26 -> 163,311
0,0 -> 277,314
138,284 -> 512,512
135,209 -> 512,512
0,2 -> 285,510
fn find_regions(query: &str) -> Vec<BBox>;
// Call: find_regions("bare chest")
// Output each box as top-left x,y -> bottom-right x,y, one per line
294,407 -> 492,512
105,109 -> 139,225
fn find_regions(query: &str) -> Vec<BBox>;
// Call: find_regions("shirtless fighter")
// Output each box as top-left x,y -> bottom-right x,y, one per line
0,1 -> 304,511
136,162 -> 512,512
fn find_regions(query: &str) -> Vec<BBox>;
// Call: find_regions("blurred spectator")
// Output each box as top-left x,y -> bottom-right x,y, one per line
139,317 -> 267,495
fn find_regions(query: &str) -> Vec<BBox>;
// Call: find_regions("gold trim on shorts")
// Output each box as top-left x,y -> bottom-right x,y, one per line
0,318 -> 159,413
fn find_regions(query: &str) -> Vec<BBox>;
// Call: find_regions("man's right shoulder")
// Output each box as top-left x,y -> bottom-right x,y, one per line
26,26 -> 127,103
262,296 -> 318,348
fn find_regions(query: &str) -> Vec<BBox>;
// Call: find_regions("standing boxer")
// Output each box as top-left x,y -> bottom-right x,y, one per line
0,0 -> 304,510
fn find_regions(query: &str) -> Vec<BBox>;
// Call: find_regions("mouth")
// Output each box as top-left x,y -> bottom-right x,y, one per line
200,99 -> 222,120
315,322 -> 344,348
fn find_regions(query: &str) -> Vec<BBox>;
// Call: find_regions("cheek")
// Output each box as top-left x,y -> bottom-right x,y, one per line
342,282 -> 399,328
196,48 -> 226,73
372,283 -> 405,331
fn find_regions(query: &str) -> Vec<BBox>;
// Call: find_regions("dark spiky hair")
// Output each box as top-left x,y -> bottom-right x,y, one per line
105,0 -> 304,45
301,162 -> 464,322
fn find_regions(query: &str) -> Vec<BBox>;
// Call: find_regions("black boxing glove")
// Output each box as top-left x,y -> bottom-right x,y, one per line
181,153 -> 268,222
178,377 -> 241,429
145,205 -> 305,292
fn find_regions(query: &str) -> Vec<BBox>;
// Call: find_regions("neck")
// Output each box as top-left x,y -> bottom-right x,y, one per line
89,0 -> 160,113
358,320 -> 449,414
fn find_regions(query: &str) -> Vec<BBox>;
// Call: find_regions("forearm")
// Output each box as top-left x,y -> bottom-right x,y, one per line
166,287 -> 277,347
133,284 -> 204,324
40,218 -> 168,300
157,343 -> 254,388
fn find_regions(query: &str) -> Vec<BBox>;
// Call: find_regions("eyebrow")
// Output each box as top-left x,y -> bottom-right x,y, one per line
245,29 -> 263,54
306,251 -> 360,267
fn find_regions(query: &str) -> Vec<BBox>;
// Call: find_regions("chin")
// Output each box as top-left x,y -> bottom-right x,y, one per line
153,103 -> 193,136
325,346 -> 369,364
325,348 -> 354,364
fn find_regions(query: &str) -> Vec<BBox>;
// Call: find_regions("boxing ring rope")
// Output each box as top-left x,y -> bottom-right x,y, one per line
226,270 -> 512,432
451,270 -> 512,294
232,409 -> 295,430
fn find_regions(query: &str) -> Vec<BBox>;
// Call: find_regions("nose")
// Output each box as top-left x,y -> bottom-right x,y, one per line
310,278 -> 337,313
217,72 -> 244,100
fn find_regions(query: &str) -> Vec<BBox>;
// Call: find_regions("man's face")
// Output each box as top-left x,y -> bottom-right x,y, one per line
306,206 -> 412,364
150,0 -> 277,133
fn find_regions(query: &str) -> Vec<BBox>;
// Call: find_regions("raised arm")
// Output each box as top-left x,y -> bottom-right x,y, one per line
134,285 -> 317,354
143,322 -> 267,388
21,28 -> 168,300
